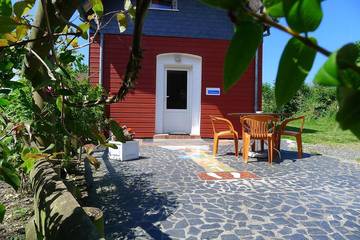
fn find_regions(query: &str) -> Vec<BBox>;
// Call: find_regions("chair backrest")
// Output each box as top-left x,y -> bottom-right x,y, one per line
209,116 -> 235,133
240,115 -> 279,138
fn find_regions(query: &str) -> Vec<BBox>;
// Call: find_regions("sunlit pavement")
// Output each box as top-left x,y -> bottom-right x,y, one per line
86,139 -> 360,240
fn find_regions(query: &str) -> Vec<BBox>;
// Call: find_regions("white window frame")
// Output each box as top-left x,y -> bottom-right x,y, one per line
149,0 -> 178,11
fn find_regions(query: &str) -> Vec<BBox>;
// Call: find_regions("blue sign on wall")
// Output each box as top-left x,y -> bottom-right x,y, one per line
206,88 -> 220,96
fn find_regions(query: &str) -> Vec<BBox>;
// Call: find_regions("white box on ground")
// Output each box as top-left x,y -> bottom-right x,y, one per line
108,140 -> 140,161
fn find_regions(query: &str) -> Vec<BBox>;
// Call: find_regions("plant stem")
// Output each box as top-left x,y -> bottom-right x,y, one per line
248,11 -> 331,57
246,10 -> 360,75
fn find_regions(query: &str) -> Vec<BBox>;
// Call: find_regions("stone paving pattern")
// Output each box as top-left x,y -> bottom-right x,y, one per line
86,141 -> 360,239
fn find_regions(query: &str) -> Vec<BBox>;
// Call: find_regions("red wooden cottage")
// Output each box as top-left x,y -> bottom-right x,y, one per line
89,0 -> 262,138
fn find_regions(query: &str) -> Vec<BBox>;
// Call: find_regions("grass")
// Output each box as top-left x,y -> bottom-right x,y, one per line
285,116 -> 360,145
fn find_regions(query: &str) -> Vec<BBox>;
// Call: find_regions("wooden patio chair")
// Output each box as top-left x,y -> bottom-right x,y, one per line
279,116 -> 305,158
209,116 -> 239,157
240,115 -> 279,164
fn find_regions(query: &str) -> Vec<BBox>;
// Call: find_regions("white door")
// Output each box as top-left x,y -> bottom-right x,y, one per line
163,69 -> 191,133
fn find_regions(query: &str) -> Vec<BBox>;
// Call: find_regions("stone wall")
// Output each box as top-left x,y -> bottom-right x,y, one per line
26,160 -> 102,240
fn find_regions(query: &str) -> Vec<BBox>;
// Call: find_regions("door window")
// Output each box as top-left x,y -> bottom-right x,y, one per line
166,70 -> 187,109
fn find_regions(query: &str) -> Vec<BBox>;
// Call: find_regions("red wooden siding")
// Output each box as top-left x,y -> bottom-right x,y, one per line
90,34 -> 260,138
89,37 -> 100,86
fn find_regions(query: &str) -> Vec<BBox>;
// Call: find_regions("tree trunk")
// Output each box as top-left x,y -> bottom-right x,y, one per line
23,0 -> 80,109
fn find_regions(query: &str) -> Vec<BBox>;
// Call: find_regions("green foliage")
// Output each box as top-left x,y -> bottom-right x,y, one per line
263,0 -> 284,18
283,0 -> 323,33
0,16 -> 17,34
90,0 -> 104,17
109,120 -> 126,143
0,50 -> 105,188
0,160 -> 21,191
315,52 -> 339,86
336,87 -> 360,139
13,0 -> 35,18
0,46 -> 26,82
0,0 -> 12,17
275,37 -> 317,106
263,83 -> 337,119
0,203 -> 4,223
224,22 -> 262,91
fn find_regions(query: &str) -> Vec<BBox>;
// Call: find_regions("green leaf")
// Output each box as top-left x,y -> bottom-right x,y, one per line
337,43 -> 359,69
55,66 -> 71,79
16,25 -> 29,40
224,22 -> 262,91
336,87 -> 360,139
13,0 -> 35,18
2,80 -> 25,89
314,52 -> 339,86
21,147 -> 43,174
92,127 -> 107,145
315,43 -> 360,87
201,0 -> 240,9
0,16 -> 17,34
78,22 -> 89,40
116,12 -> 127,33
0,203 -> 5,223
0,0 -> 12,17
0,162 -> 21,190
89,0 -> 103,17
109,119 -> 126,143
59,50 -> 76,64
275,37 -> 317,107
264,0 -> 284,18
42,143 -> 55,153
56,96 -> 63,112
0,97 -> 10,107
124,0 -> 132,11
85,154 -> 100,169
104,143 -> 118,149
284,0 -> 323,33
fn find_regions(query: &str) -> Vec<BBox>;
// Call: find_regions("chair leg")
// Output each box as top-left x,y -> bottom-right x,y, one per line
268,137 -> 273,164
251,141 -> 256,152
261,140 -> 264,152
243,135 -> 250,163
213,136 -> 219,156
296,134 -> 303,159
234,135 -> 239,157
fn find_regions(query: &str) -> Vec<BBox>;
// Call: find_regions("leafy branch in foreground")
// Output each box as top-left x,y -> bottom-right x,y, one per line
202,0 -> 360,139
0,0 -> 150,223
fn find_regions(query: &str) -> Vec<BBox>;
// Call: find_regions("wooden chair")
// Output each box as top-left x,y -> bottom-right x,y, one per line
210,116 -> 239,157
279,116 -> 305,158
240,115 -> 279,164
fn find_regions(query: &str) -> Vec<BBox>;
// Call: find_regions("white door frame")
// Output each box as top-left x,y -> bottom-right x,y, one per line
155,53 -> 202,135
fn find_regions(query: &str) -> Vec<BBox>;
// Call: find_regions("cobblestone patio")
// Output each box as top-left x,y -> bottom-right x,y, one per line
86,140 -> 360,240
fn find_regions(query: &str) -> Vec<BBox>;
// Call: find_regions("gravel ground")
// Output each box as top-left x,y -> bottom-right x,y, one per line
0,183 -> 33,240
284,140 -> 360,163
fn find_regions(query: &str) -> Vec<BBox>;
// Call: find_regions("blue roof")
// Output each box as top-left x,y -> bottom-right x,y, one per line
100,0 -> 234,40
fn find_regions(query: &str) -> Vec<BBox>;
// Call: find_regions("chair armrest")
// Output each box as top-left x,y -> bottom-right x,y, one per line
280,116 -> 305,133
210,116 -> 236,132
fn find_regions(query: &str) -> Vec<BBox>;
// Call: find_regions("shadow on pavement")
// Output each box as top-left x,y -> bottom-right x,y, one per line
85,152 -> 178,239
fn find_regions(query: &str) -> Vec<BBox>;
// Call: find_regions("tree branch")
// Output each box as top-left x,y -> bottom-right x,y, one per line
243,9 -> 360,75
0,32 -> 81,50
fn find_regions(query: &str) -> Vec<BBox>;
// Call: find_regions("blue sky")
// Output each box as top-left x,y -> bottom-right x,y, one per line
263,0 -> 360,85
